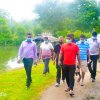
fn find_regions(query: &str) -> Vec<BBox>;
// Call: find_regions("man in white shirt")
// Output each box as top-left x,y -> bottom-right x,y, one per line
40,37 -> 54,75
88,32 -> 100,82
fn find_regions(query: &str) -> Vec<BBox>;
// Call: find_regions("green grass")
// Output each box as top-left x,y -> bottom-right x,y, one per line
0,62 -> 56,100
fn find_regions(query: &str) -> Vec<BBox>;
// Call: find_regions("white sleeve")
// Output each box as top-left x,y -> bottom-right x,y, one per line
49,43 -> 54,50
40,43 -> 43,49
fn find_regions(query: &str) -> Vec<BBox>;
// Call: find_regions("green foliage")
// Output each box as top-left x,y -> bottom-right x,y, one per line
34,0 -> 100,36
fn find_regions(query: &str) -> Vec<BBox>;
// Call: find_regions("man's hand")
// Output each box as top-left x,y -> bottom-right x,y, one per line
98,58 -> 100,63
88,59 -> 91,64
34,61 -> 37,65
58,60 -> 62,66
53,60 -> 55,65
17,59 -> 21,63
77,61 -> 81,68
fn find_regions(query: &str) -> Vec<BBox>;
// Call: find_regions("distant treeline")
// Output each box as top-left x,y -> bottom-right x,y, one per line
0,0 -> 100,45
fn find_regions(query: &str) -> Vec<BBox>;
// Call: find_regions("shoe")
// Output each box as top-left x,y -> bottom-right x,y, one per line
26,85 -> 30,89
62,80 -> 65,83
55,83 -> 60,87
92,78 -> 95,82
69,90 -> 74,96
64,87 -> 70,92
80,81 -> 84,86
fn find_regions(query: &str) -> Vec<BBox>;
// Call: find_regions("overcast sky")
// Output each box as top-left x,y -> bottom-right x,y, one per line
0,0 -> 43,21
0,0 -> 98,21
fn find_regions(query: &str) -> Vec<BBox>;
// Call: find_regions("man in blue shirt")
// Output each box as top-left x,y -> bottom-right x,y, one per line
76,34 -> 90,86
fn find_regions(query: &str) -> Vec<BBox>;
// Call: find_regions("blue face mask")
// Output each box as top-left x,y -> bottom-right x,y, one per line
27,38 -> 32,42
80,39 -> 85,43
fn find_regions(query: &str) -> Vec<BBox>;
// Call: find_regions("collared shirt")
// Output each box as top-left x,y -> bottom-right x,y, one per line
40,42 -> 54,59
76,41 -> 90,60
87,38 -> 100,55
18,40 -> 37,61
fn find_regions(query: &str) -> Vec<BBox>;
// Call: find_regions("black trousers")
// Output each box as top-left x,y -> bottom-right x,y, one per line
63,65 -> 75,90
23,58 -> 33,86
56,62 -> 65,84
56,64 -> 61,84
88,55 -> 99,80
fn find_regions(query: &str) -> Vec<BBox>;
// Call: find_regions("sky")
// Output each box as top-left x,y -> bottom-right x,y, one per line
0,0 -> 99,22
0,0 -> 43,21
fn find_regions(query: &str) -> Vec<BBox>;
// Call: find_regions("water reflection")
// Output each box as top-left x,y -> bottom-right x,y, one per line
6,58 -> 23,69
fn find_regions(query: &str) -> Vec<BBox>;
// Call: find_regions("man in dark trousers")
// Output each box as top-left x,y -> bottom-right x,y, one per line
17,32 -> 37,88
87,32 -> 100,82
59,34 -> 80,96
53,36 -> 65,87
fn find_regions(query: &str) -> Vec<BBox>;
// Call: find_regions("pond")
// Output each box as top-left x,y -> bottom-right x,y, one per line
0,46 -> 23,71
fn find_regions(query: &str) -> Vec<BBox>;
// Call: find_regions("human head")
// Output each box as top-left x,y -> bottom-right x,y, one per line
70,33 -> 74,39
66,34 -> 73,44
92,32 -> 97,37
58,36 -> 64,44
27,32 -> 32,38
26,32 -> 32,42
80,34 -> 86,43
44,37 -> 49,43
92,32 -> 97,40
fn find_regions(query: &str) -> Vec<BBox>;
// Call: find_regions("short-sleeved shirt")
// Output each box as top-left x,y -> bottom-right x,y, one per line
54,44 -> 61,61
60,43 -> 79,65
40,42 -> 54,59
87,38 -> 100,55
76,41 -> 90,60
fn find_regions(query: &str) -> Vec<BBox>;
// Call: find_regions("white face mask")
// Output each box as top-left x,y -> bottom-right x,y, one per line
44,40 -> 49,43
92,36 -> 97,40
66,39 -> 72,44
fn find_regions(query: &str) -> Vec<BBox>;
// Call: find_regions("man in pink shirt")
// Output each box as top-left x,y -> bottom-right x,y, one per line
40,37 -> 54,75
17,32 -> 37,88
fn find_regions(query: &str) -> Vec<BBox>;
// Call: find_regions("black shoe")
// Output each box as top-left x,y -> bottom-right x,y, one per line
92,78 -> 95,82
69,90 -> 74,97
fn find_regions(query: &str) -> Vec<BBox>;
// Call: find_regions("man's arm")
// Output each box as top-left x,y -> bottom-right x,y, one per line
17,42 -> 23,63
77,51 -> 81,67
33,44 -> 37,63
39,49 -> 42,60
99,48 -> 100,62
87,50 -> 91,63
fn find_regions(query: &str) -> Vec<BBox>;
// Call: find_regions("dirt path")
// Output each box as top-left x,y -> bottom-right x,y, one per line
40,63 -> 100,100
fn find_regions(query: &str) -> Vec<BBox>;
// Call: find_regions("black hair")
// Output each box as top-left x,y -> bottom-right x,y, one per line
27,32 -> 32,35
44,37 -> 48,40
92,32 -> 97,36
67,34 -> 72,38
80,34 -> 86,38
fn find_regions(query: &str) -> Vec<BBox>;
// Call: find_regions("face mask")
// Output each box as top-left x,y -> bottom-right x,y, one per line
66,39 -> 72,44
45,40 -> 49,43
80,39 -> 85,43
27,38 -> 32,42
92,36 -> 97,40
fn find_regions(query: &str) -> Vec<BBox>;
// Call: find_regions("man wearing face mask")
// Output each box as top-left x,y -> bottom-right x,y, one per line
17,32 -> 37,88
87,32 -> 100,82
59,34 -> 80,96
76,34 -> 90,86
40,37 -> 54,75
53,36 -> 65,87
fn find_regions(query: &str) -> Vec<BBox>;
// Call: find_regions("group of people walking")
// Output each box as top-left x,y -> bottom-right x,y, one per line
17,32 -> 100,96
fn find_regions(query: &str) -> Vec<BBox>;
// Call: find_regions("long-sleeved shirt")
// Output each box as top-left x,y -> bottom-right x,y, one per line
18,40 -> 37,61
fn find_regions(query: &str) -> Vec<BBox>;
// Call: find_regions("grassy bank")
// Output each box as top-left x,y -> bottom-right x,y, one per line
0,62 -> 56,100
